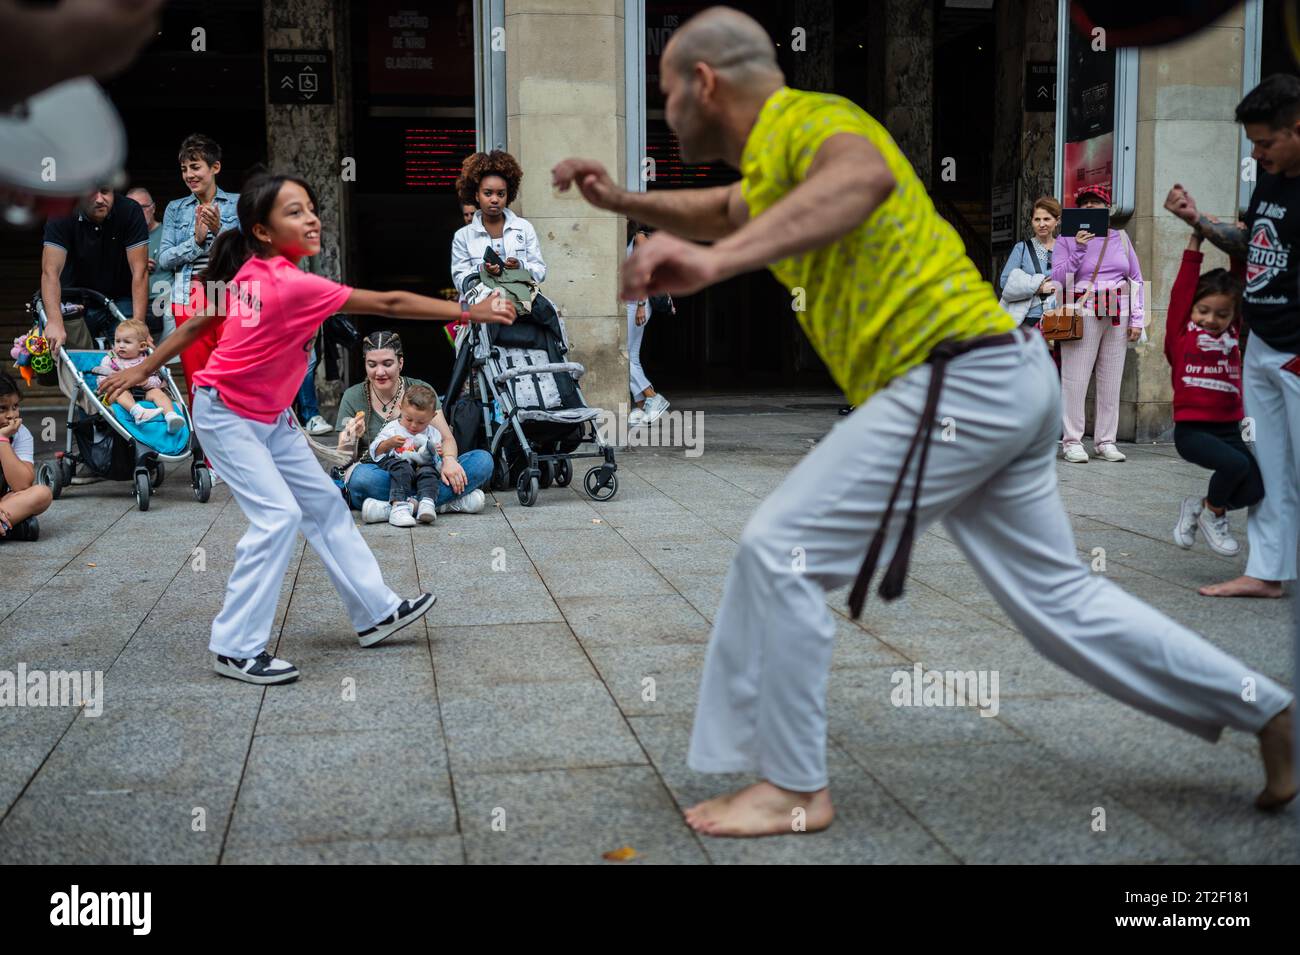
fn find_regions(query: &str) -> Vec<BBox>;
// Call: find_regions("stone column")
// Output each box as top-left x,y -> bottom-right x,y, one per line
505,0 -> 627,417
1125,5 -> 1245,441
264,0 -> 348,282
882,0 -> 933,186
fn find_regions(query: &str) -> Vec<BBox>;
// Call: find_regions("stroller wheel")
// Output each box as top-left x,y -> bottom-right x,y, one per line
554,459 -> 572,487
516,471 -> 540,507
134,471 -> 151,512
492,454 -> 511,492
58,456 -> 75,489
583,466 -> 618,502
193,467 -> 212,503
37,462 -> 61,501
538,461 -> 554,489
149,462 -> 165,490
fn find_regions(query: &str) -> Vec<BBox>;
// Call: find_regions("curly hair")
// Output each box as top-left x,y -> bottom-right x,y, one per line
456,150 -> 523,207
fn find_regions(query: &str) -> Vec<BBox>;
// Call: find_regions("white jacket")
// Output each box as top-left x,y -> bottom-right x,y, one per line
450,208 -> 546,294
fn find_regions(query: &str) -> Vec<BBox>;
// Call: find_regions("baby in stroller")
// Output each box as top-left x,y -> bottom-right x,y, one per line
92,319 -> 185,433
368,384 -> 443,527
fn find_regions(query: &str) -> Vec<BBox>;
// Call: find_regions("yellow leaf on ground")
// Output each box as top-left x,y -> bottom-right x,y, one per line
602,846 -> 636,861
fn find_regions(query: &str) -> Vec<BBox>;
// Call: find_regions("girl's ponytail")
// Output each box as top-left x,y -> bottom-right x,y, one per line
197,229 -> 254,286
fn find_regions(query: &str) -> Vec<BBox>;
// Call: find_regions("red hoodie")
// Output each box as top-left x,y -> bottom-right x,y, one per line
1164,249 -> 1243,423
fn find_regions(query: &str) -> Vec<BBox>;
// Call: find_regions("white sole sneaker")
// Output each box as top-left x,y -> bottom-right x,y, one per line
1062,445 -> 1089,464
213,651 -> 300,685
1173,496 -> 1201,549
643,397 -> 671,424
1095,444 -> 1127,462
1197,509 -> 1240,556
361,498 -> 392,524
358,593 -> 437,648
417,498 -> 437,523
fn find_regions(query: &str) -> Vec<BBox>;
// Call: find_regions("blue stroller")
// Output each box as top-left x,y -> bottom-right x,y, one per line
29,288 -> 212,511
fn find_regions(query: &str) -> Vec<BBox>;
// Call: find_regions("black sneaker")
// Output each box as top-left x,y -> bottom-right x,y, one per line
0,517 -> 39,542
213,651 -> 300,685
357,593 -> 436,648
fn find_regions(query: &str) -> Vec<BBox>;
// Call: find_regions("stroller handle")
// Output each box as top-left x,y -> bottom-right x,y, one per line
29,287 -> 121,334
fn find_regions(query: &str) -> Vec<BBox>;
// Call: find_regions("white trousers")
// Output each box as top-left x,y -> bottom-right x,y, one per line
1244,335 -> 1300,583
1059,316 -> 1128,448
688,333 -> 1292,791
627,302 -> 652,401
193,388 -> 401,659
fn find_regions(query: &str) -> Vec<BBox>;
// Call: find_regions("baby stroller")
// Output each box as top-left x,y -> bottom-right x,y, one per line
28,288 -> 211,511
446,277 -> 617,507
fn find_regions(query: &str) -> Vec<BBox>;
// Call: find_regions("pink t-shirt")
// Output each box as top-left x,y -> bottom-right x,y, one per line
193,255 -> 351,423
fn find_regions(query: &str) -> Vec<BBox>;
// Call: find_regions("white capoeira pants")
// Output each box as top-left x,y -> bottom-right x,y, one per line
192,387 -> 401,659
688,331 -> 1293,792
627,301 -> 652,401
1243,335 -> 1300,583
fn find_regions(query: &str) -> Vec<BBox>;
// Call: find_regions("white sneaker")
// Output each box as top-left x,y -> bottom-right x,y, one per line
1062,444 -> 1089,464
438,488 -> 486,515
417,497 -> 438,523
361,498 -> 391,524
1095,443 -> 1127,462
1197,508 -> 1240,556
305,414 -> 332,435
627,407 -> 646,428
1173,496 -> 1202,549
165,411 -> 185,434
389,501 -> 417,527
642,394 -> 671,424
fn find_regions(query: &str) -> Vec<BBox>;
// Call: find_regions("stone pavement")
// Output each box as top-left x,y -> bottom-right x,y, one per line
0,392 -> 1295,864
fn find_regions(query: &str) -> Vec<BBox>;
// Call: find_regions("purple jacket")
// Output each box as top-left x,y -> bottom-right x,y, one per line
1051,229 -> 1145,328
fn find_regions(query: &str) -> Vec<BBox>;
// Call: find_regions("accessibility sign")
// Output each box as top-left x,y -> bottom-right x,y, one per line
267,49 -> 334,105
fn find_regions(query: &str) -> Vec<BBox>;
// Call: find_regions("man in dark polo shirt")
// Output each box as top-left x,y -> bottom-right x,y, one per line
40,187 -> 149,352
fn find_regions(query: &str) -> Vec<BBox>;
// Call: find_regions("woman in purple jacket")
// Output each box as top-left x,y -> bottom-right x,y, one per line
1052,185 -> 1145,463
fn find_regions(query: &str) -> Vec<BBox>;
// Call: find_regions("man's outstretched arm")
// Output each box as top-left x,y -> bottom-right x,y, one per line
551,158 -> 747,240
1196,215 -> 1249,259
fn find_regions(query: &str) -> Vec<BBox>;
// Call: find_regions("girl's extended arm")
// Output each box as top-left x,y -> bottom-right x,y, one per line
345,289 -> 514,324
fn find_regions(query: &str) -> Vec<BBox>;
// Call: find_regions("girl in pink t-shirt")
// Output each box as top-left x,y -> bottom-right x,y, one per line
100,172 -> 515,685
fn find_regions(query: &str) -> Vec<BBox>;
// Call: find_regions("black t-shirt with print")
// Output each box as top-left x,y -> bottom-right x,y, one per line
1243,170 -> 1300,353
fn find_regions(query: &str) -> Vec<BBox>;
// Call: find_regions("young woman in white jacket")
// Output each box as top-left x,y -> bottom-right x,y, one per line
451,150 -> 546,295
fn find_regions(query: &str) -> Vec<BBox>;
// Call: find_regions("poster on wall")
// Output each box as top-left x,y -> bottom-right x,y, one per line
1062,4 -> 1116,206
368,1 -> 473,99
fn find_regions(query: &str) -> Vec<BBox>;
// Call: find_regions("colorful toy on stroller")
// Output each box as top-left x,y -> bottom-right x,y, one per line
26,288 -> 212,510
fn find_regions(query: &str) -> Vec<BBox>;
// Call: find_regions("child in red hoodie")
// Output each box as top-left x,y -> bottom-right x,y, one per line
1167,230 -> 1262,557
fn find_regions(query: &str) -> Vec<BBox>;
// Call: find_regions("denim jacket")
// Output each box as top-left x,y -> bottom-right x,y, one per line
157,186 -> 240,306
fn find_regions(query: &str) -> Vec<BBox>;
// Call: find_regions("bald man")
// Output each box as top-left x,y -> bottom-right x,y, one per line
555,6 -> 1295,837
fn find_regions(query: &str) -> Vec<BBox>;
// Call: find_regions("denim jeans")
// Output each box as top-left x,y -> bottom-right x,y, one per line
346,448 -> 494,509
297,348 -> 320,421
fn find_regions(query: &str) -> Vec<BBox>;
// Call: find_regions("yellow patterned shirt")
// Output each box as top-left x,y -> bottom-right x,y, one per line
740,87 -> 1014,404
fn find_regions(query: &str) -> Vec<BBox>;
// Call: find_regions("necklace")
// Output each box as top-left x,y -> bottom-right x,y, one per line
368,378 -> 404,419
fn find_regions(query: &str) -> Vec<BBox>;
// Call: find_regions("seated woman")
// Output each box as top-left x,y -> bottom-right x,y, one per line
451,150 -> 546,295
0,370 -> 54,541
336,330 -> 492,520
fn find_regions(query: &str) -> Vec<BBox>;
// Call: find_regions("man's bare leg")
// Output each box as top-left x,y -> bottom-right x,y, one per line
1257,704 -> 1297,810
683,781 -> 834,837
1199,575 -> 1284,598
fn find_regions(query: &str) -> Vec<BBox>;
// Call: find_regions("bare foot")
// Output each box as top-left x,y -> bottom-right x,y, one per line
683,781 -> 834,837
1198,575 -> 1284,599
1256,705 -> 1297,811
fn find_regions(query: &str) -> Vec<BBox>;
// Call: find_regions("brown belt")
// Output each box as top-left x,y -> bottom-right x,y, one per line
848,329 -> 1025,618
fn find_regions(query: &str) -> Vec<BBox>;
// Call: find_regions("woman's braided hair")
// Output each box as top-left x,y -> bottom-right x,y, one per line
360,331 -> 406,437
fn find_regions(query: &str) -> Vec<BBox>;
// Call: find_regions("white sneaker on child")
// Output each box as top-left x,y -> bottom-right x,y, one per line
417,497 -> 438,523
1197,508 -> 1240,556
165,412 -> 185,434
362,498 -> 392,524
131,406 -> 163,424
389,501 -> 417,527
1173,496 -> 1201,549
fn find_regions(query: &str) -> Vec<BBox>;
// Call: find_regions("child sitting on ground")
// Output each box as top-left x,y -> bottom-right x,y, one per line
368,384 -> 443,527
0,371 -> 54,541
1167,229 -> 1259,557
92,319 -> 185,433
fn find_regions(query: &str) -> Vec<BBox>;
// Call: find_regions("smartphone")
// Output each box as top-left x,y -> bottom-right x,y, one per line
1061,207 -> 1110,238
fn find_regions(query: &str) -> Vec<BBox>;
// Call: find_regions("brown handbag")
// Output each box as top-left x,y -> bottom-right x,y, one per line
1040,232 -> 1111,342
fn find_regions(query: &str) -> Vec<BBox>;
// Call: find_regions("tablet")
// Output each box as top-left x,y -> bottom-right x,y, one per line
1061,207 -> 1110,238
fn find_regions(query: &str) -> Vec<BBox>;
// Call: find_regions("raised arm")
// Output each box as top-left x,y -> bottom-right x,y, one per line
551,158 -> 747,241
345,288 -> 514,324
1164,183 -> 1248,259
